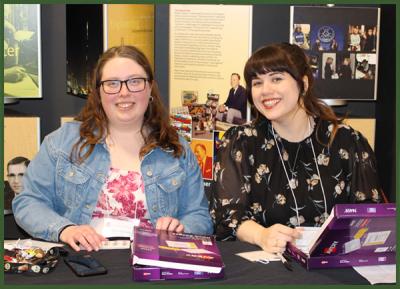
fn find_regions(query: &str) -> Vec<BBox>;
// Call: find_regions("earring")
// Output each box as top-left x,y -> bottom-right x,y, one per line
149,95 -> 154,102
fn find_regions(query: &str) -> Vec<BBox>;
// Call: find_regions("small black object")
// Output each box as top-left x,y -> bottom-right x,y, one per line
282,251 -> 293,262
64,254 -> 107,277
282,259 -> 293,271
277,252 -> 293,272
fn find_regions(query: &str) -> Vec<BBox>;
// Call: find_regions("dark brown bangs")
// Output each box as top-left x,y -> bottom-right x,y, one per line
244,46 -> 300,88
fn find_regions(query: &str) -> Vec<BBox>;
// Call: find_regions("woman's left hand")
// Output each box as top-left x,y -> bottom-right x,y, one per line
156,216 -> 184,233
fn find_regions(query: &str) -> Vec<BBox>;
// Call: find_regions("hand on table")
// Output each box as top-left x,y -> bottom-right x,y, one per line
59,225 -> 107,252
256,224 -> 302,254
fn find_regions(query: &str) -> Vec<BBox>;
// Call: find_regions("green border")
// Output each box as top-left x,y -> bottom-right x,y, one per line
1,2 -> 4,286
1,1 -> 398,289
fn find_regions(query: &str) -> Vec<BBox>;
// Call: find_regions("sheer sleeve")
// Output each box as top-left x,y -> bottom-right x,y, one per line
343,127 -> 386,203
210,126 -> 253,240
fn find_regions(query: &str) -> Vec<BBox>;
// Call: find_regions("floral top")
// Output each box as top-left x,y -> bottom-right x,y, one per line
210,117 -> 383,241
92,168 -> 148,220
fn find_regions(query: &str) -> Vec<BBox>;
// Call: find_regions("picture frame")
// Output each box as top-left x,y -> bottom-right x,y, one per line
290,6 -> 380,101
4,4 -> 42,100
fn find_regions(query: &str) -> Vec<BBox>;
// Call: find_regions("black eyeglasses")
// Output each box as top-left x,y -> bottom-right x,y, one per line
99,77 -> 149,94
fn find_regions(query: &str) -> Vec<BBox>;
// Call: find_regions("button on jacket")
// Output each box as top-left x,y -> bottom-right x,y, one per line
13,121 -> 213,242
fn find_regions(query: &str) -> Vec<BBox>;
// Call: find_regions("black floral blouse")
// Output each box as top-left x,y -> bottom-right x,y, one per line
210,117 -> 383,241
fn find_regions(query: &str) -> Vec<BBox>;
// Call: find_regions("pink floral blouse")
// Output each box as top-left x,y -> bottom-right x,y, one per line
91,168 -> 148,220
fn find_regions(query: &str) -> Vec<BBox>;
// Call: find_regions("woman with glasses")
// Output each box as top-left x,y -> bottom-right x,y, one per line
13,46 -> 213,251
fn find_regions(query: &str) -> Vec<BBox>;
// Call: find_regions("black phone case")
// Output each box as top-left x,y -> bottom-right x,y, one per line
64,254 -> 107,277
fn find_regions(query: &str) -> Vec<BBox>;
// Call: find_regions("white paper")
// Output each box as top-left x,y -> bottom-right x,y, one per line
236,250 -> 280,263
292,226 -> 322,254
353,264 -> 396,284
90,217 -> 139,238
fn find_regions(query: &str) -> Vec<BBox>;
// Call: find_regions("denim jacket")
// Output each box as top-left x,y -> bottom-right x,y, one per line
13,121 -> 213,242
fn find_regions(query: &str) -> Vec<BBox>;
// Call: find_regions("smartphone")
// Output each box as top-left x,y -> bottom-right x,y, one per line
64,254 -> 107,277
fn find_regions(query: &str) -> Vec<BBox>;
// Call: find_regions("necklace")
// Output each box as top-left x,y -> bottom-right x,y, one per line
286,143 -> 301,189
271,116 -> 327,227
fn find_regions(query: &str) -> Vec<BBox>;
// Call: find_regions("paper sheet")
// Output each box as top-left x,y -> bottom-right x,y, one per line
353,264 -> 396,284
236,250 -> 280,263
292,226 -> 322,254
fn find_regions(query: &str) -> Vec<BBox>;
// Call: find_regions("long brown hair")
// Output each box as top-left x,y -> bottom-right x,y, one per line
71,46 -> 183,164
244,42 -> 341,146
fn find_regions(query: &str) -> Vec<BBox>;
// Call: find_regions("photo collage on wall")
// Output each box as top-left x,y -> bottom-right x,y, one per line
290,6 -> 380,100
170,83 -> 249,182
168,4 -> 252,184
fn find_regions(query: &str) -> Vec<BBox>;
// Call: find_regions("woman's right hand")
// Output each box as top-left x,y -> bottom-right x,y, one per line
59,225 -> 107,252
255,223 -> 302,254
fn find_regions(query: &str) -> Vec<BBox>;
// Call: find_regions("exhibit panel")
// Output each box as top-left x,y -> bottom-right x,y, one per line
290,6 -> 380,101
4,4 -> 42,100
105,4 -> 154,70
3,117 -> 40,213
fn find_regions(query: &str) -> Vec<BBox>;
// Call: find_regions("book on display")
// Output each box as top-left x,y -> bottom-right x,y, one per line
286,203 -> 396,269
131,221 -> 224,281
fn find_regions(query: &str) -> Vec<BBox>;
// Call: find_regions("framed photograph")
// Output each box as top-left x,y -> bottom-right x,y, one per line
290,6 -> 380,100
190,139 -> 214,180
4,117 -> 40,214
66,4 -> 103,98
4,4 -> 42,100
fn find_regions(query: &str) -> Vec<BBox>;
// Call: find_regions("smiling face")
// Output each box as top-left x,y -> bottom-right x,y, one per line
251,71 -> 306,124
100,57 -> 152,129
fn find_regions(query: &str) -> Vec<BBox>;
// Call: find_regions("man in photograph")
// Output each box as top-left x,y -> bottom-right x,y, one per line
7,156 -> 30,195
193,143 -> 213,180
4,156 -> 30,214
216,73 -> 247,124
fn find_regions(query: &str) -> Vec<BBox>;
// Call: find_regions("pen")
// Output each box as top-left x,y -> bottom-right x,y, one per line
277,252 -> 293,271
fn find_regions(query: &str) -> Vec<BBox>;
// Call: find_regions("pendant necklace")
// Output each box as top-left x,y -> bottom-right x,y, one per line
271,116 -> 328,226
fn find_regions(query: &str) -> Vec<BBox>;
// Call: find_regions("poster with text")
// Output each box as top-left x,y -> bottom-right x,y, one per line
66,4 -> 103,98
169,4 -> 252,129
290,6 -> 380,100
105,4 -> 154,70
4,4 -> 42,99
4,117 -> 40,213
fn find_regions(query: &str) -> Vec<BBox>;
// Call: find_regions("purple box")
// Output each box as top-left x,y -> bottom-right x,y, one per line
287,203 -> 396,270
131,221 -> 225,281
132,265 -> 225,281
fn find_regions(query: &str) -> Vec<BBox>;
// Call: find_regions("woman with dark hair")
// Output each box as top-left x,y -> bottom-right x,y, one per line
13,46 -> 212,251
210,43 -> 385,254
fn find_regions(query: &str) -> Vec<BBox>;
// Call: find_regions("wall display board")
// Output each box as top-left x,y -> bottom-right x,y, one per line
290,6 -> 380,100
104,4 -> 154,70
345,118 -> 376,150
4,4 -> 42,100
169,4 -> 252,134
66,4 -> 103,98
4,117 -> 40,214
60,116 -> 75,125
